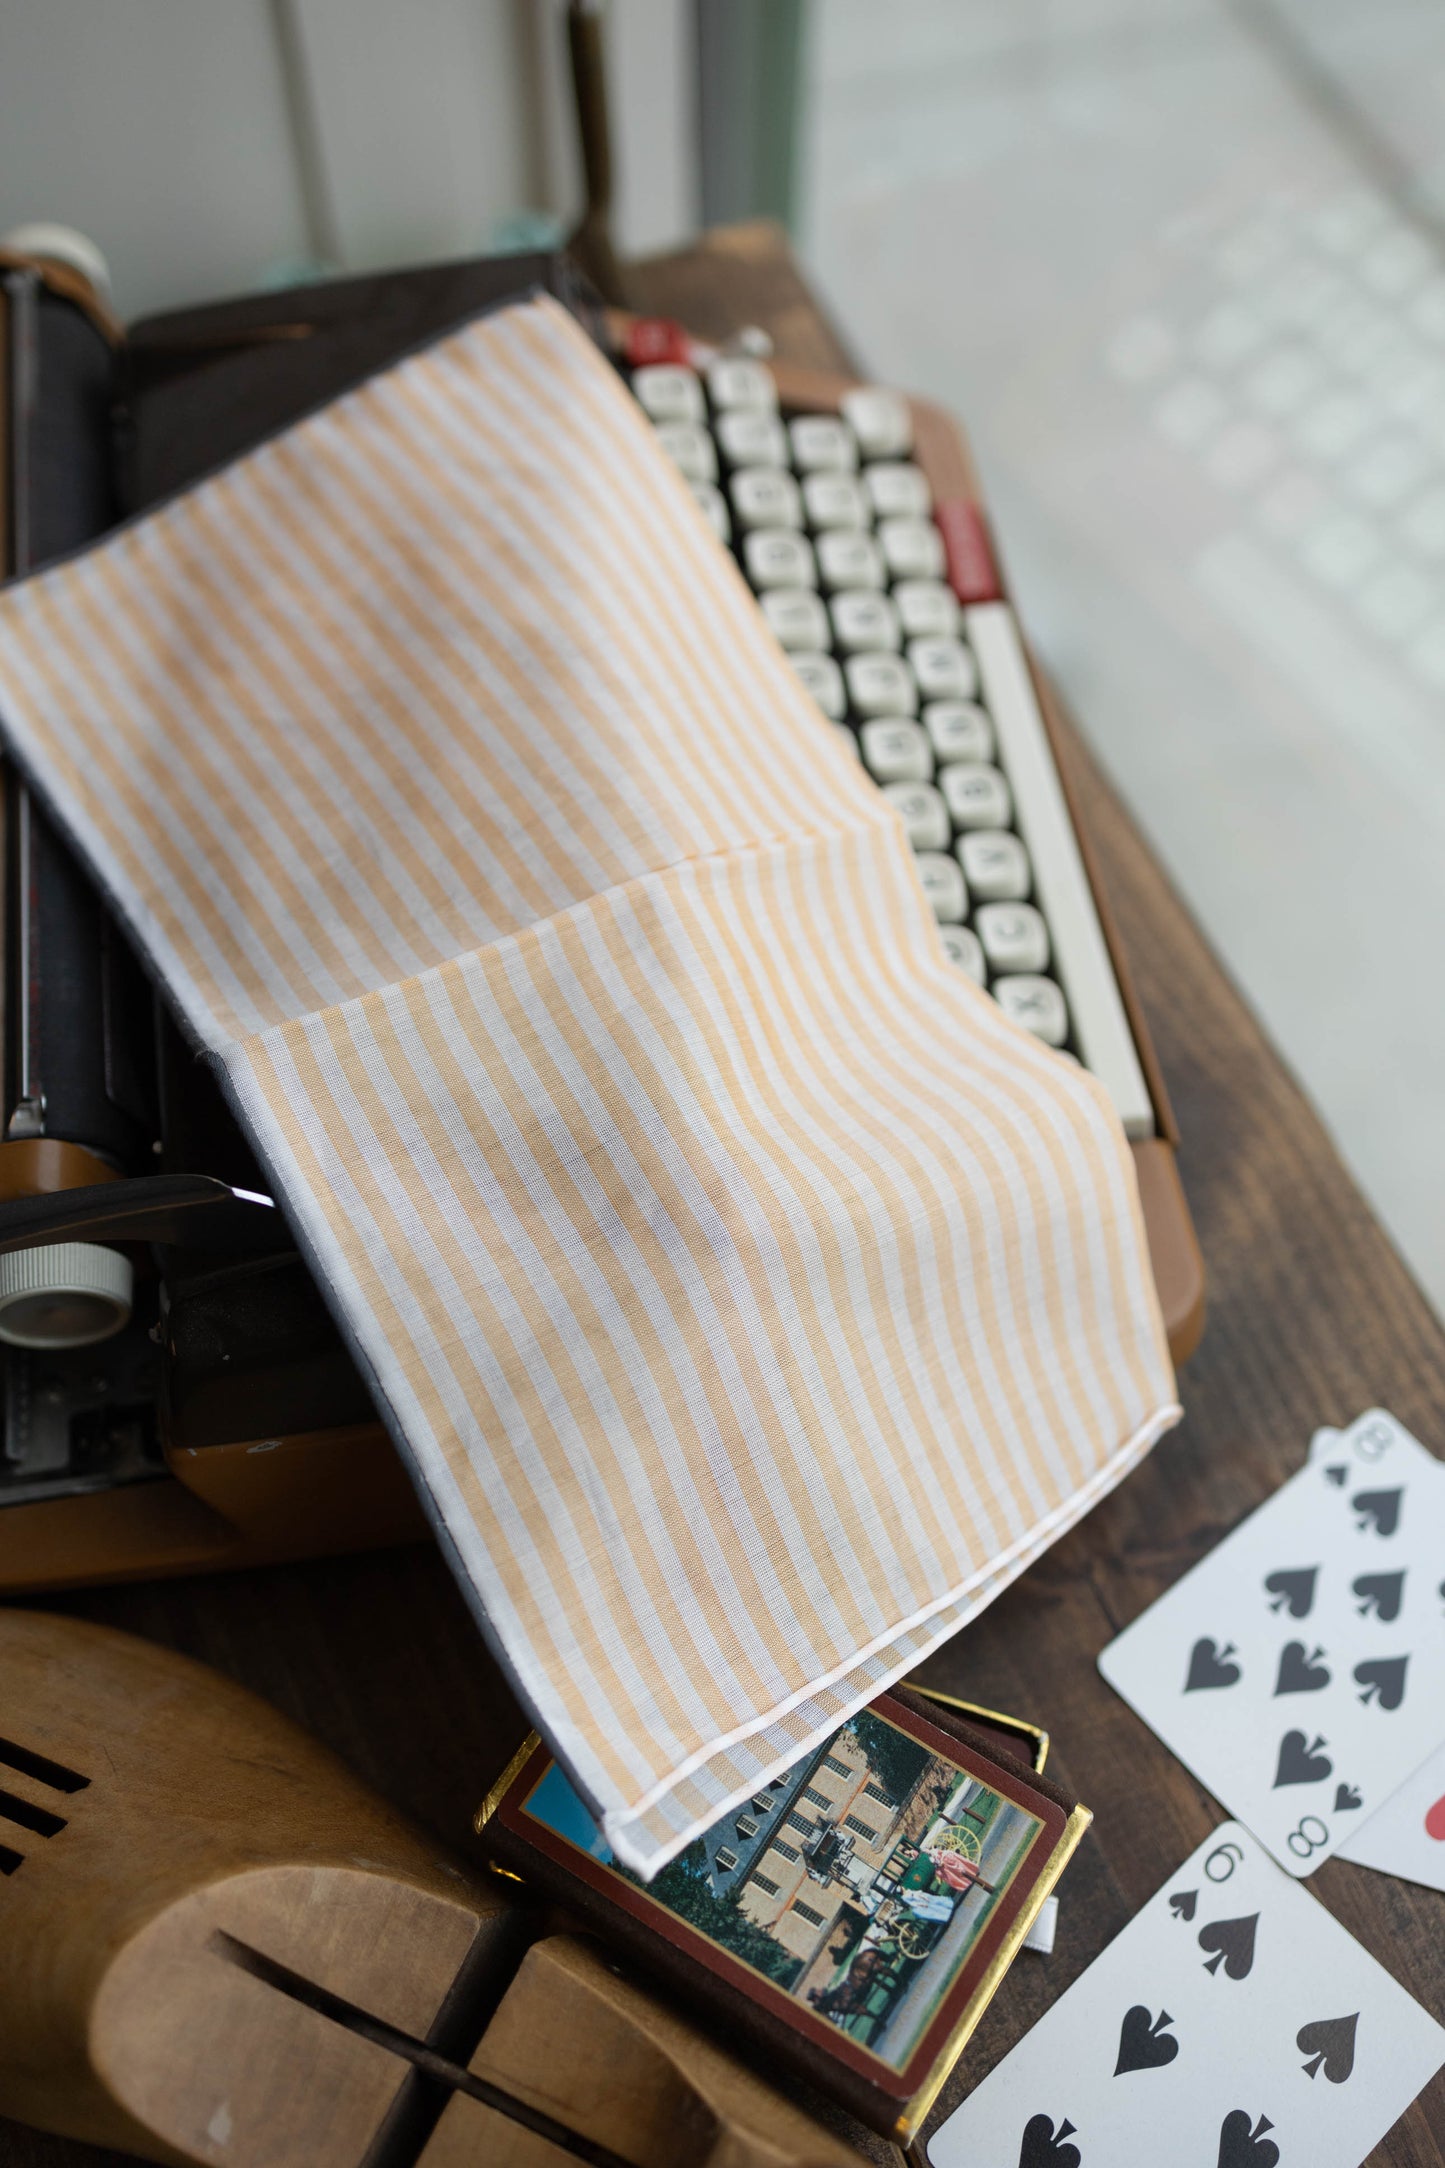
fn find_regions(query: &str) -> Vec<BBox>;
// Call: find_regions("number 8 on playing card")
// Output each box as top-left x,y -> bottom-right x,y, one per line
1096,1411 -> 1445,1877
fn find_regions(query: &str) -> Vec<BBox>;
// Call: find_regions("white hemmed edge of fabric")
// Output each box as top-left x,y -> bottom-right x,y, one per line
0,278 -> 1182,1882
603,1394 -> 1180,1874
223,986 -> 1179,1883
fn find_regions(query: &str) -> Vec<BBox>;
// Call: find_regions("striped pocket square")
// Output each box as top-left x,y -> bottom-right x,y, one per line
0,295 -> 1178,1872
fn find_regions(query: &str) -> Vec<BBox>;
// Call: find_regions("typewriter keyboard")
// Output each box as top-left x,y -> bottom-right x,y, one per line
629,352 -> 1155,1139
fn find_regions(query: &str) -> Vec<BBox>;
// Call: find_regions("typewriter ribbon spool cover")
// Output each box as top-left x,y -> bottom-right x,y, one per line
0,295 -> 1179,1874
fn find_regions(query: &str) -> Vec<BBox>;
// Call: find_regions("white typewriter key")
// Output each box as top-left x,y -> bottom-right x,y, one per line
894,580 -> 961,640
802,471 -> 868,530
860,718 -> 933,784
864,461 -> 932,521
791,650 -> 845,719
816,529 -> 885,591
992,974 -> 1070,1048
830,589 -> 901,652
940,924 -> 986,982
789,414 -> 858,472
743,529 -> 817,590
690,482 -> 731,543
845,651 -> 918,718
908,636 -> 978,701
833,722 -> 861,758
914,850 -> 968,923
958,828 -> 1030,901
939,761 -> 1013,829
761,588 -> 829,650
879,515 -> 946,581
716,410 -> 787,469
882,780 -> 949,851
842,385 -> 914,460
730,466 -> 802,530
633,363 -> 704,425
708,356 -> 777,412
655,421 -> 717,484
976,900 -> 1050,974
924,699 -> 993,764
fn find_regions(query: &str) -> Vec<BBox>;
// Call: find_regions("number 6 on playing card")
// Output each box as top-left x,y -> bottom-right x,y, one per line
926,1823 -> 1444,2168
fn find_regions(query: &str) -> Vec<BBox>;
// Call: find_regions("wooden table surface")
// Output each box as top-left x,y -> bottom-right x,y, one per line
7,226 -> 1443,2167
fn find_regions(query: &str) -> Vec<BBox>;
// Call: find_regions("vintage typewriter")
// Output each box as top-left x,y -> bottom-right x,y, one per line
0,233 -> 1202,1595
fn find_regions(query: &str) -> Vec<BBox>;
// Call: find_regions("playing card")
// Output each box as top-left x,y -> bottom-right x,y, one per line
1099,1411 -> 1445,1875
927,1821 -> 1445,2168
1338,1737 -> 1445,1895
1307,1418 -> 1445,1892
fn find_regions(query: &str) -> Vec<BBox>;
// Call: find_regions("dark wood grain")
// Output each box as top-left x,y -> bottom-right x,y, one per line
4,225 -> 1441,2167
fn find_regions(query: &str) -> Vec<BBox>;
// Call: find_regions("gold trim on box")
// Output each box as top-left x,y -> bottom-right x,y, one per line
906,1683 -> 1050,1773
893,1800 -> 1092,2144
476,1731 -> 540,1836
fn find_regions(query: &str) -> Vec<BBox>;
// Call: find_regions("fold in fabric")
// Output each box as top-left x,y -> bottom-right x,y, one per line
0,295 -> 1179,1871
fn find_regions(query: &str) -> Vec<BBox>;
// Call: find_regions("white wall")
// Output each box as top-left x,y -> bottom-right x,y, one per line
284,0 -> 540,277
0,0 -> 309,317
0,0 -> 697,322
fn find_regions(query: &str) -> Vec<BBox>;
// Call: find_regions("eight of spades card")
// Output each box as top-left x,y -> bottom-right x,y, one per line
926,1822 -> 1445,2168
1307,1417 -> 1445,1894
1098,1410 -> 1445,1876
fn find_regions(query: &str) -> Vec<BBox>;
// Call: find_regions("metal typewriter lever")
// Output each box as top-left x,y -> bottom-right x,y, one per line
0,1173 -> 277,1254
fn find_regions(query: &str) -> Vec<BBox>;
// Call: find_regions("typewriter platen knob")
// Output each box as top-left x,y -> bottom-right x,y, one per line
0,1239 -> 132,1348
0,222 -> 113,300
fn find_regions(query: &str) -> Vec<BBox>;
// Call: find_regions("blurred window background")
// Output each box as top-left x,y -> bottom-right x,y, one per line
797,2 -> 1445,1323
3,0 -> 1444,1314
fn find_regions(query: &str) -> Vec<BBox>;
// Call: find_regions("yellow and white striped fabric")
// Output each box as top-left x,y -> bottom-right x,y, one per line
0,295 -> 1179,1871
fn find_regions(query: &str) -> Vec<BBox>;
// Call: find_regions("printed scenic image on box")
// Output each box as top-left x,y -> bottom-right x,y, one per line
520,1706 -> 1045,2070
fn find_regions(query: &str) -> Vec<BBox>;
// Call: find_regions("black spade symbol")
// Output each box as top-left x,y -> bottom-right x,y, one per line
1186,1637 -> 1242,1691
1114,2005 -> 1179,2075
1297,2011 -> 1358,2083
1352,1487 -> 1402,1536
1273,1729 -> 1332,1786
1198,1912 -> 1258,1980
1017,2112 -> 1081,2168
1353,1570 -> 1405,1620
1334,1783 -> 1363,1811
1274,1641 -> 1330,1694
1324,1463 -> 1349,1486
1264,1566 -> 1318,1617
1216,2110 -> 1279,2168
1354,1655 -> 1408,1710
1169,1888 -> 1198,1921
